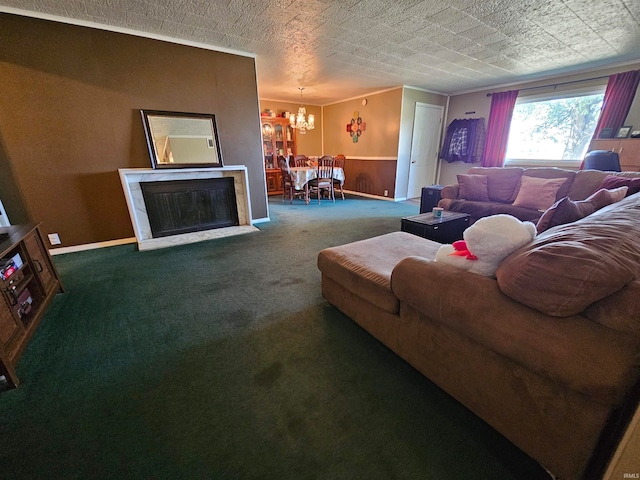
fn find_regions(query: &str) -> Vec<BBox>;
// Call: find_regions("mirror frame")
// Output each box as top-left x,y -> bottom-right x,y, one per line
140,109 -> 224,169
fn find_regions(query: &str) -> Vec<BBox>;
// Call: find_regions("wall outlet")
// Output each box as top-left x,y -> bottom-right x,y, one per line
383,190 -> 389,196
48,233 -> 61,246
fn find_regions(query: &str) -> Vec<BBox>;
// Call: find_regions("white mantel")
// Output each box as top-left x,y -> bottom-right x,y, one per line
119,166 -> 258,251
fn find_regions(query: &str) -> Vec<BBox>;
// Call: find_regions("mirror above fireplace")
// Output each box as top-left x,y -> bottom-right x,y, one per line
140,110 -> 223,169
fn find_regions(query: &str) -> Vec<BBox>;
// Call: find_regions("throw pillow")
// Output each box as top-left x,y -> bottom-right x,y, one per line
457,174 -> 490,202
587,185 -> 628,209
535,186 -> 628,233
597,175 -> 640,196
512,176 -> 568,210
536,197 -> 596,233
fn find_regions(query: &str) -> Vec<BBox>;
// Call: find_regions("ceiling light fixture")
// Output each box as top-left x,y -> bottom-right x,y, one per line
290,87 -> 314,134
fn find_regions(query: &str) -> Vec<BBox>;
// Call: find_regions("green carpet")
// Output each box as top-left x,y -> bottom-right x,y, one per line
0,195 -> 550,479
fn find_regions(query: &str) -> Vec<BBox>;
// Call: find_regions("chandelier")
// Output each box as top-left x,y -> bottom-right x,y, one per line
289,87 -> 315,134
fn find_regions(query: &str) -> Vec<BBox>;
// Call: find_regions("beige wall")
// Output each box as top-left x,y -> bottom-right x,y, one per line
322,88 -> 401,198
439,62 -> 640,186
323,88 -> 403,157
318,87 -> 448,199
0,13 -> 266,248
258,100 -> 322,156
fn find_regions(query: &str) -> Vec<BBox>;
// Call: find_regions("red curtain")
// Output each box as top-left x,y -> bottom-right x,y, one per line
480,90 -> 519,167
593,69 -> 640,138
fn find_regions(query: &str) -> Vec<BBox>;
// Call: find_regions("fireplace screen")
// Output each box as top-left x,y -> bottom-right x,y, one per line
141,178 -> 239,238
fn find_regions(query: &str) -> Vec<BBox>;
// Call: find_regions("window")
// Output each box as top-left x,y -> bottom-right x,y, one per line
505,88 -> 605,165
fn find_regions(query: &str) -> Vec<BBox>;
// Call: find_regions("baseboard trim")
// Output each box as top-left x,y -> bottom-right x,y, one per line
49,237 -> 137,255
344,190 -> 401,202
47,195 -> 405,255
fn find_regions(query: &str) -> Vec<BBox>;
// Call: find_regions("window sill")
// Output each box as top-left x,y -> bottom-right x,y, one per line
504,158 -> 581,170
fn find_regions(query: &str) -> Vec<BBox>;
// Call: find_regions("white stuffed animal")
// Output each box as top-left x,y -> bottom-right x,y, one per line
435,214 -> 536,277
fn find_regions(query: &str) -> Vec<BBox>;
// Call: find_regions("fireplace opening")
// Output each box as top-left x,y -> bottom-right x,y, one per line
141,178 -> 239,238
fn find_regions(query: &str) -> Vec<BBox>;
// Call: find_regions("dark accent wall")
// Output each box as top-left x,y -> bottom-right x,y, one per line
343,159 -> 397,197
0,13 -> 266,248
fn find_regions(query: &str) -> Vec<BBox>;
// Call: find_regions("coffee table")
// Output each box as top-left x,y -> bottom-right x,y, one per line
401,211 -> 470,244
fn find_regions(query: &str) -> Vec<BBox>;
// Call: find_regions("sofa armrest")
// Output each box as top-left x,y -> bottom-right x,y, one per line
440,184 -> 458,199
390,256 -> 640,403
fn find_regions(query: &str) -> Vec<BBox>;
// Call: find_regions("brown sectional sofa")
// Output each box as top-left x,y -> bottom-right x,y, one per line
317,190 -> 640,479
439,166 -> 640,223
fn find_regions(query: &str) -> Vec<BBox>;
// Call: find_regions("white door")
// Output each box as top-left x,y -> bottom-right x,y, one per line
407,103 -> 443,199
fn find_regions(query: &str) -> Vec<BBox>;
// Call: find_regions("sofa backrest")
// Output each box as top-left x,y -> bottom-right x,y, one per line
466,167 -> 523,203
464,166 -> 640,204
567,170 -> 640,200
567,170 -> 610,200
466,166 -> 576,204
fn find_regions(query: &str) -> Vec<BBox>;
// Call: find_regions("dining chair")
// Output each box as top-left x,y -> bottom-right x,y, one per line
308,155 -> 334,203
278,156 -> 297,204
293,155 -> 309,167
333,154 -> 345,200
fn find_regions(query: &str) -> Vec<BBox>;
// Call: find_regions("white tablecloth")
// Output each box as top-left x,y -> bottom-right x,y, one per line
289,167 -> 345,191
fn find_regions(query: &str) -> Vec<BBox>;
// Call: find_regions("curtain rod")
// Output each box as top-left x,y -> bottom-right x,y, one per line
486,74 -> 610,97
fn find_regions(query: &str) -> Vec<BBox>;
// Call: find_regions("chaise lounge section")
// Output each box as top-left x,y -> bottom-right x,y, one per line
317,191 -> 640,479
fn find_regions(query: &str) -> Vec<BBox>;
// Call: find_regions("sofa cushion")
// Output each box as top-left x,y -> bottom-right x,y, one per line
583,280 -> 640,334
467,167 -> 523,203
445,199 -> 544,223
317,232 -> 441,314
487,203 -> 546,222
536,186 -> 628,233
444,199 -> 496,220
512,176 -> 568,211
496,193 -> 640,317
598,175 -> 640,196
457,174 -> 490,201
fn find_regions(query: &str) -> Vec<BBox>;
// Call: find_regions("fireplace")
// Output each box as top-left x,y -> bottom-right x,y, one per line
119,166 -> 257,251
141,178 -> 239,238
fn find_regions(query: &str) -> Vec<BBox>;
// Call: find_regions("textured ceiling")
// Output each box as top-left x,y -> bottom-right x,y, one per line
2,0 -> 640,105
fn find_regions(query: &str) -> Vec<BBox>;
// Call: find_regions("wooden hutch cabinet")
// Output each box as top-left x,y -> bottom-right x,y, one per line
588,138 -> 640,171
262,116 -> 296,195
0,223 -> 63,389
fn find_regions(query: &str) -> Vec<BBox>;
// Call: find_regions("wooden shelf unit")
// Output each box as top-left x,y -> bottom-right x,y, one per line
262,116 -> 296,195
0,223 -> 63,389
588,138 -> 640,171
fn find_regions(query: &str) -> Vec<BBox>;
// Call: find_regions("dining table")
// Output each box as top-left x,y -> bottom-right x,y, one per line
288,166 -> 345,204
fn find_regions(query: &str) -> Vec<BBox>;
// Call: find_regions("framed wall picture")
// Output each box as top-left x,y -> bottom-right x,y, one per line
598,128 -> 614,139
616,126 -> 632,138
